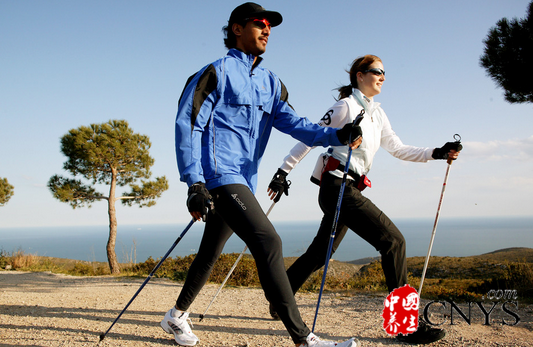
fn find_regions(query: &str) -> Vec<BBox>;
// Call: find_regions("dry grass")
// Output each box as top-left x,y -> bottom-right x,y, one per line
9,249 -> 39,268
2,247 -> 532,303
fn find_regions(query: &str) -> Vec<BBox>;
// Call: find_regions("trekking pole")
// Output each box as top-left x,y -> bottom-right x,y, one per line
312,111 -> 364,332
418,134 -> 461,297
199,201 -> 276,321
98,218 -> 196,343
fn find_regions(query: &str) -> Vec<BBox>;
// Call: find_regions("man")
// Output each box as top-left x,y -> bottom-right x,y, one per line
162,3 -> 362,347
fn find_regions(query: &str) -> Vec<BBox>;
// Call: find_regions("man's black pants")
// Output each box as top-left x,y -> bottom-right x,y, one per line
175,184 -> 310,344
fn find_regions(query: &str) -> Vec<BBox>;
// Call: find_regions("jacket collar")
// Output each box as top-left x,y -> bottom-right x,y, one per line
228,48 -> 264,71
352,88 -> 380,115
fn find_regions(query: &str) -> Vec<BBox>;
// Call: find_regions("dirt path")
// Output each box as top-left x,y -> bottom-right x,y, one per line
1,271 -> 532,346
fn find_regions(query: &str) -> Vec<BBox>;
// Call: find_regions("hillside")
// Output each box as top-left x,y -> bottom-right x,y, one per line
474,247 -> 533,262
405,247 -> 533,279
25,247 -> 533,278
3,246 -> 532,304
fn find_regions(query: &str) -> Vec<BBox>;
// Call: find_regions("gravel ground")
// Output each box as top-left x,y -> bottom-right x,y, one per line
1,271 -> 532,347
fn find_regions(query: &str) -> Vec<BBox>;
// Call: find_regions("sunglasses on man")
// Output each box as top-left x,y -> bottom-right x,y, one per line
247,18 -> 271,30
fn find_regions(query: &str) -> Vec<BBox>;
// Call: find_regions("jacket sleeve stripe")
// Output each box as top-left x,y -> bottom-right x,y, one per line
280,80 -> 295,111
178,72 -> 197,106
191,64 -> 217,132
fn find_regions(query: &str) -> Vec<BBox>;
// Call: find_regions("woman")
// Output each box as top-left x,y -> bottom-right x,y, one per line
268,54 -> 462,345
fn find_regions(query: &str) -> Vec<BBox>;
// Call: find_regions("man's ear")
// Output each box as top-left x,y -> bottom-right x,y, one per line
232,22 -> 243,37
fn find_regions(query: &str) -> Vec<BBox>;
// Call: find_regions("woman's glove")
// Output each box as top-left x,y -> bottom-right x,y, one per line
432,141 -> 463,160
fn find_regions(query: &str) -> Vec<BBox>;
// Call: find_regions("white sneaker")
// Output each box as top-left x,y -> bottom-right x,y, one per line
160,308 -> 199,346
305,332 -> 360,347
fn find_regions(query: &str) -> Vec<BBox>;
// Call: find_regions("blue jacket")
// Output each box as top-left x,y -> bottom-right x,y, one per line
175,49 -> 342,193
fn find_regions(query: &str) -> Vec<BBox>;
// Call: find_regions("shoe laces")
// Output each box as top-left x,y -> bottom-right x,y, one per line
177,311 -> 194,330
305,333 -> 323,346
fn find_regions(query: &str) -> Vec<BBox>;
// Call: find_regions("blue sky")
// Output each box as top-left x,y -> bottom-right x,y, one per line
1,0 -> 532,229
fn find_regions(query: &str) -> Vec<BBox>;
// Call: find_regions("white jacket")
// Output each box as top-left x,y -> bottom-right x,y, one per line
279,89 -> 434,181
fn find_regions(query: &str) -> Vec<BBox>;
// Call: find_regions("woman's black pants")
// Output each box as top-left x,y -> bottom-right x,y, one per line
286,172 -> 408,294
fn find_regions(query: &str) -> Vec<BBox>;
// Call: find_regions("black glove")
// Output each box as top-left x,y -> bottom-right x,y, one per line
187,182 -> 213,221
336,123 -> 363,145
268,168 -> 290,203
432,141 -> 463,160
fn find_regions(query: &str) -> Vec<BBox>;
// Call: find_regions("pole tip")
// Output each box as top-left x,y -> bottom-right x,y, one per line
99,333 -> 106,342
199,314 -> 204,322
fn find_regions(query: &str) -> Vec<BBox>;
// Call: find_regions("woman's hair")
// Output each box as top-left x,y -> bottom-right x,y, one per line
337,55 -> 382,99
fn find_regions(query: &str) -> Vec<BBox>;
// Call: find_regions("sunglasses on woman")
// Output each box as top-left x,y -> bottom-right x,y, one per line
364,68 -> 385,76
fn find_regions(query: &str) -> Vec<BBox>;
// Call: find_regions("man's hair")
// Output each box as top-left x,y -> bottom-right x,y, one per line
222,21 -> 246,49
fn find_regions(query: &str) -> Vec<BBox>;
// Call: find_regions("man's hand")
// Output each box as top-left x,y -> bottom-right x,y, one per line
267,168 -> 290,202
336,122 -> 363,149
349,137 -> 363,150
187,182 -> 213,221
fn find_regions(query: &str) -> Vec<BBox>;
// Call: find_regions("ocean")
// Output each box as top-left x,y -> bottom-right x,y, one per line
0,216 -> 531,264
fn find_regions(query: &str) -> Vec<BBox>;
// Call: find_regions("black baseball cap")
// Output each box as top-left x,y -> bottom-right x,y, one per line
229,2 -> 283,27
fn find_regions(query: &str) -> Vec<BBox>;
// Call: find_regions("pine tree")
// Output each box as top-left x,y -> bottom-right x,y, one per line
480,1 -> 533,103
0,178 -> 14,207
48,120 -> 169,274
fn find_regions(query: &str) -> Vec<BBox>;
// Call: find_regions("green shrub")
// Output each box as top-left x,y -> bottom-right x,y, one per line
350,261 -> 388,291
72,262 -> 95,276
125,253 -> 262,286
467,262 -> 533,302
421,283 -> 481,302
0,249 -> 8,269
208,253 -> 260,287
3,248 -> 532,304
300,270 -> 356,292
66,262 -> 101,276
